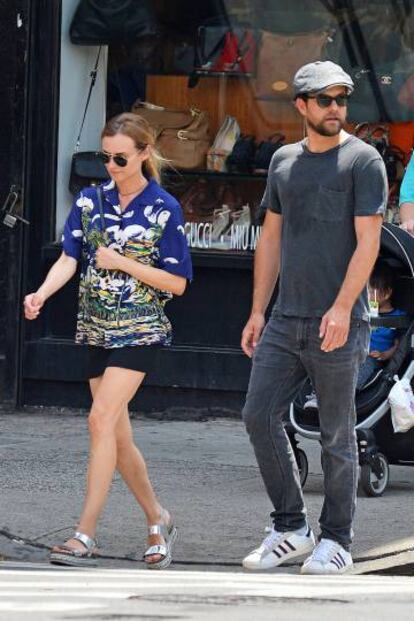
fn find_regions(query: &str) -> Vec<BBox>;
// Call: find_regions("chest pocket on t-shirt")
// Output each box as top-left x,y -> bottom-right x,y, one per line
315,186 -> 349,222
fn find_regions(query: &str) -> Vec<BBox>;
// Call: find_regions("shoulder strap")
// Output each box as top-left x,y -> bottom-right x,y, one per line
75,47 -> 103,152
96,186 -> 106,232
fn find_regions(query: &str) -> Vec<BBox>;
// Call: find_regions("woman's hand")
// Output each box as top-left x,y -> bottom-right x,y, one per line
24,291 -> 45,320
95,246 -> 125,271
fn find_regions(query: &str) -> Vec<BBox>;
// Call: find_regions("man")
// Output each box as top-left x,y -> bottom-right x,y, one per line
241,61 -> 387,575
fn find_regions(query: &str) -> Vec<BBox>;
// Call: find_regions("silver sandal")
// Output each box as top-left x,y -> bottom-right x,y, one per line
144,518 -> 177,570
49,531 -> 98,567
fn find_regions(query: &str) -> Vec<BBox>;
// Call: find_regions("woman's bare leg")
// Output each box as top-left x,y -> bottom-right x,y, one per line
113,407 -> 170,562
53,367 -> 145,553
114,408 -> 162,521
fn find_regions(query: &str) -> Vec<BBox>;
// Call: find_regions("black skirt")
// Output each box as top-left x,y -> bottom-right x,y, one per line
86,345 -> 160,379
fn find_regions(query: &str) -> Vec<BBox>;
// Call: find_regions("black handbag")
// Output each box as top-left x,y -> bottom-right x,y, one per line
253,133 -> 285,173
69,152 -> 109,196
69,0 -> 159,45
69,47 -> 109,195
226,135 -> 256,173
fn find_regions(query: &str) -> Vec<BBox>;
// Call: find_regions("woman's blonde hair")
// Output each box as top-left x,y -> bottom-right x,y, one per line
101,112 -> 165,183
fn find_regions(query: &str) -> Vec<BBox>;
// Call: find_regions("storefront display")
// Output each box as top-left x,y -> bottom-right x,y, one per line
99,0 -> 414,253
9,0 -> 414,411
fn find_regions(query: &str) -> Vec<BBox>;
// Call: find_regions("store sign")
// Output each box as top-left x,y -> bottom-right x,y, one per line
185,222 -> 262,251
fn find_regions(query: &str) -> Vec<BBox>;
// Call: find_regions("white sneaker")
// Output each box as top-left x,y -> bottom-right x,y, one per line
243,525 -> 315,570
301,538 -> 353,575
303,392 -> 318,410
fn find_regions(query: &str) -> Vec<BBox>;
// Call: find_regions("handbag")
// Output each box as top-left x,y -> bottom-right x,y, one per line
253,133 -> 285,172
70,152 -> 109,196
207,116 -> 241,173
388,375 -> 414,433
195,26 -> 257,74
254,30 -> 330,99
131,101 -> 210,170
226,135 -> 256,173
69,48 -> 109,195
69,0 -> 159,45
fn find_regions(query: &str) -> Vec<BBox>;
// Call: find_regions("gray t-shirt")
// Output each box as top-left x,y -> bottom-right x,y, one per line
262,135 -> 387,320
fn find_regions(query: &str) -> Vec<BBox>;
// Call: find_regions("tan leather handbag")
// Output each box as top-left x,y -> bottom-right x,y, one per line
131,101 -> 210,170
254,30 -> 330,100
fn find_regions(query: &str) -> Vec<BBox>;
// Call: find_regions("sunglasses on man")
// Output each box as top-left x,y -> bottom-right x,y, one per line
302,93 -> 350,108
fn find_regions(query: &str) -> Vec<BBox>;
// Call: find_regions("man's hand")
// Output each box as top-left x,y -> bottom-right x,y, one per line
319,304 -> 351,352
400,219 -> 414,236
241,312 -> 265,358
23,291 -> 46,320
96,246 -> 125,271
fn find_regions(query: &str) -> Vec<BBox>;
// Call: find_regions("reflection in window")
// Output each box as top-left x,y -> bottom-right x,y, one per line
102,0 -> 414,247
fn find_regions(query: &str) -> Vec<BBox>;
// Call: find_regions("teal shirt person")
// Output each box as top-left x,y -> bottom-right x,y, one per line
399,154 -> 414,234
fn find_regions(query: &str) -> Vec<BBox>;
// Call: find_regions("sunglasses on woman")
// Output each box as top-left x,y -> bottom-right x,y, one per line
98,145 -> 147,168
98,152 -> 129,167
303,93 -> 350,108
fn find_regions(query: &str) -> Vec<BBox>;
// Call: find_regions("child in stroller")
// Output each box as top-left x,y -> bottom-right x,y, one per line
304,261 -> 405,410
290,223 -> 414,497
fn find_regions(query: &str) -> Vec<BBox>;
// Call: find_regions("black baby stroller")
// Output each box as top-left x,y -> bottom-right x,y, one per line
289,223 -> 414,497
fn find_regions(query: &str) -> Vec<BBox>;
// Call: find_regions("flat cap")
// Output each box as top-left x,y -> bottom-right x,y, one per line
293,61 -> 354,98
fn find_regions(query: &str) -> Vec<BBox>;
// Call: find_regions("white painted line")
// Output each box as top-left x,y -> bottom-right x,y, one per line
0,603 -> 104,612
0,590 -> 133,598
0,582 -> 413,598
1,569 -> 414,584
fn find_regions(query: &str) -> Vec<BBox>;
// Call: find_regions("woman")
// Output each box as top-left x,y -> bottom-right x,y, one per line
23,113 -> 192,569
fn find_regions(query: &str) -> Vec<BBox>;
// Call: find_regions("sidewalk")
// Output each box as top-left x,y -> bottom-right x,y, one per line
0,408 -> 413,574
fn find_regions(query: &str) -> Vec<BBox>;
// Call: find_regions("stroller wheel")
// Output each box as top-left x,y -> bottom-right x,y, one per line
360,453 -> 389,497
295,448 -> 309,488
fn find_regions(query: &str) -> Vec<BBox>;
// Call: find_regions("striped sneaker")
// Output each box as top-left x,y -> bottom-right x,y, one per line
301,538 -> 353,575
242,525 -> 315,570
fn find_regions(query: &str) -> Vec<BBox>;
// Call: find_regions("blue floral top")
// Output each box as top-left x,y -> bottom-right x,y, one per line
62,178 -> 192,348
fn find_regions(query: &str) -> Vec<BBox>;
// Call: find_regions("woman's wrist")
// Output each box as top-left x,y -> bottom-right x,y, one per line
35,288 -> 48,303
118,254 -> 136,274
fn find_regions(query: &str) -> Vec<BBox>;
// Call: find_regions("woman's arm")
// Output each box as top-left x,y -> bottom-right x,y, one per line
95,246 -> 186,296
399,155 -> 414,235
399,203 -> 414,235
24,251 -> 78,320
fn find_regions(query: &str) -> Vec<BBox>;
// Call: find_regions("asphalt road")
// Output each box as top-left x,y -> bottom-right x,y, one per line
0,410 -> 413,570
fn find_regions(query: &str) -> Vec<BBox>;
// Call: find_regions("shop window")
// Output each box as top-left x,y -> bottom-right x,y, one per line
77,0 -> 414,251
56,0 -> 107,239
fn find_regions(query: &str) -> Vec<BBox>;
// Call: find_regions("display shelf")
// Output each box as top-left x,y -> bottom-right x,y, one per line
163,169 -> 267,180
145,70 -> 254,79
193,70 -> 253,78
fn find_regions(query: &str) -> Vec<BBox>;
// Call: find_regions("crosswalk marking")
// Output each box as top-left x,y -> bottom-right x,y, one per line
0,566 -> 413,615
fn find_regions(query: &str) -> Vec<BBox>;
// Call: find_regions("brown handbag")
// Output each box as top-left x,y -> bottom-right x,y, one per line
253,30 -> 330,100
131,101 -> 210,170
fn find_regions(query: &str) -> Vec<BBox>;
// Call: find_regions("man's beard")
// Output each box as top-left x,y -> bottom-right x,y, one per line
307,116 -> 344,137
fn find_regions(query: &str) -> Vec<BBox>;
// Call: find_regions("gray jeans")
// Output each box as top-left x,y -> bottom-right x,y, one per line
242,314 -> 370,550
